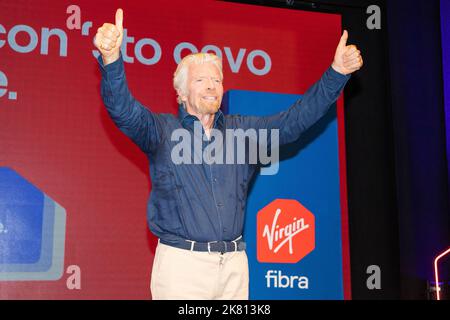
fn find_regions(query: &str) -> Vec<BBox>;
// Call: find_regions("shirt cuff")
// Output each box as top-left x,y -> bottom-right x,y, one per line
324,65 -> 351,92
97,53 -> 124,80
328,65 -> 351,80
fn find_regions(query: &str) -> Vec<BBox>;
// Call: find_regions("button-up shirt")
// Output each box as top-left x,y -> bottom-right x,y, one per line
98,55 -> 350,244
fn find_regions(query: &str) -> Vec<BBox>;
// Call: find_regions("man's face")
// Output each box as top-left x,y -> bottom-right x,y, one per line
181,62 -> 223,115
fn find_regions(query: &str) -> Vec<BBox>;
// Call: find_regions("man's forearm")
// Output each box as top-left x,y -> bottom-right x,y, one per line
97,53 -> 161,153
237,65 -> 350,146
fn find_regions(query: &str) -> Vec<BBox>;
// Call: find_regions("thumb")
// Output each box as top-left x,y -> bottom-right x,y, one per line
338,30 -> 348,48
115,8 -> 123,32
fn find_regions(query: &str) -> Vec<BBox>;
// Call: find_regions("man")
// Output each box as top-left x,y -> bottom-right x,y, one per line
94,8 -> 363,300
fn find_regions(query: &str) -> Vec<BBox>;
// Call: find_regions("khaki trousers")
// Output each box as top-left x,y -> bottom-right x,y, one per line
151,241 -> 249,300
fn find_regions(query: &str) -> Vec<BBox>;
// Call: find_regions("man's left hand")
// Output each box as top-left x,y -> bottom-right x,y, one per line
331,30 -> 363,75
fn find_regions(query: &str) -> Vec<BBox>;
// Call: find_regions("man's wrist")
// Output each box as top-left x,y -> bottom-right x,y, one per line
102,52 -> 121,66
331,62 -> 347,76
98,52 -> 124,81
325,63 -> 351,91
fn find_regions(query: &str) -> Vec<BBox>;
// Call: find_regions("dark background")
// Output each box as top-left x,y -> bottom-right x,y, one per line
224,0 -> 450,299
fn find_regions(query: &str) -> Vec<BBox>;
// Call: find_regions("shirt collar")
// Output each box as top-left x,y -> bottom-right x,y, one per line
178,104 -> 225,130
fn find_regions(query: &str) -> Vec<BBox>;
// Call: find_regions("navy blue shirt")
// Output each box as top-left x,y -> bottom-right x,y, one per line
98,55 -> 350,244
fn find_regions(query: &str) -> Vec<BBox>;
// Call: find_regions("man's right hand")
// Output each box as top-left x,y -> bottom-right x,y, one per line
94,8 -> 124,65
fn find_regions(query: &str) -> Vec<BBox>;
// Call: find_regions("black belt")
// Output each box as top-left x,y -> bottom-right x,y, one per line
159,236 -> 246,253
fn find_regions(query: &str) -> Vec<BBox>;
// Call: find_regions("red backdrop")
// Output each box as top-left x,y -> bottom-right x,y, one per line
0,0 -> 342,299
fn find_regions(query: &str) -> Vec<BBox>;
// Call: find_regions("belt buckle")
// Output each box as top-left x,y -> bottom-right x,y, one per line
186,240 -> 196,251
221,241 -> 228,254
231,236 -> 243,252
207,240 -> 218,254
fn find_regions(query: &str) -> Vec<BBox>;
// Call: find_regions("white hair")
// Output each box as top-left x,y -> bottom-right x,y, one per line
173,52 -> 223,106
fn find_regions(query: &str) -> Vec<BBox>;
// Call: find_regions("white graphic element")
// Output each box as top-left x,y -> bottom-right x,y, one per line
81,22 -> 92,36
8,92 -> 17,100
0,15 -> 272,74
262,208 -> 309,254
0,70 -> 17,101
265,270 -> 309,289
0,23 -> 68,56
173,42 -> 272,76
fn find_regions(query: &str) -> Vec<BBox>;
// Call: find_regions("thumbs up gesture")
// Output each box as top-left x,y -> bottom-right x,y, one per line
94,8 -> 124,65
331,30 -> 363,75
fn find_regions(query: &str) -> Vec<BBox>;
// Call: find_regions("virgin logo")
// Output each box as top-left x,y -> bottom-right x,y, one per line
262,208 -> 309,254
257,199 -> 315,263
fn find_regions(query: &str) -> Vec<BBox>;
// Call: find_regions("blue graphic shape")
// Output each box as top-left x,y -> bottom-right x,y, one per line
0,169 -> 44,264
225,90 -> 344,300
0,167 -> 66,281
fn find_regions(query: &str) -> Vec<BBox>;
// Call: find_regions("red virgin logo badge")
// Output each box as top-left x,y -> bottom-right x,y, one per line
257,199 -> 315,263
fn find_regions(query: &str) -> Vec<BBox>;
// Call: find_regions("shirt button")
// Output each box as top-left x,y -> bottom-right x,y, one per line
217,202 -> 223,207
213,178 -> 218,183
